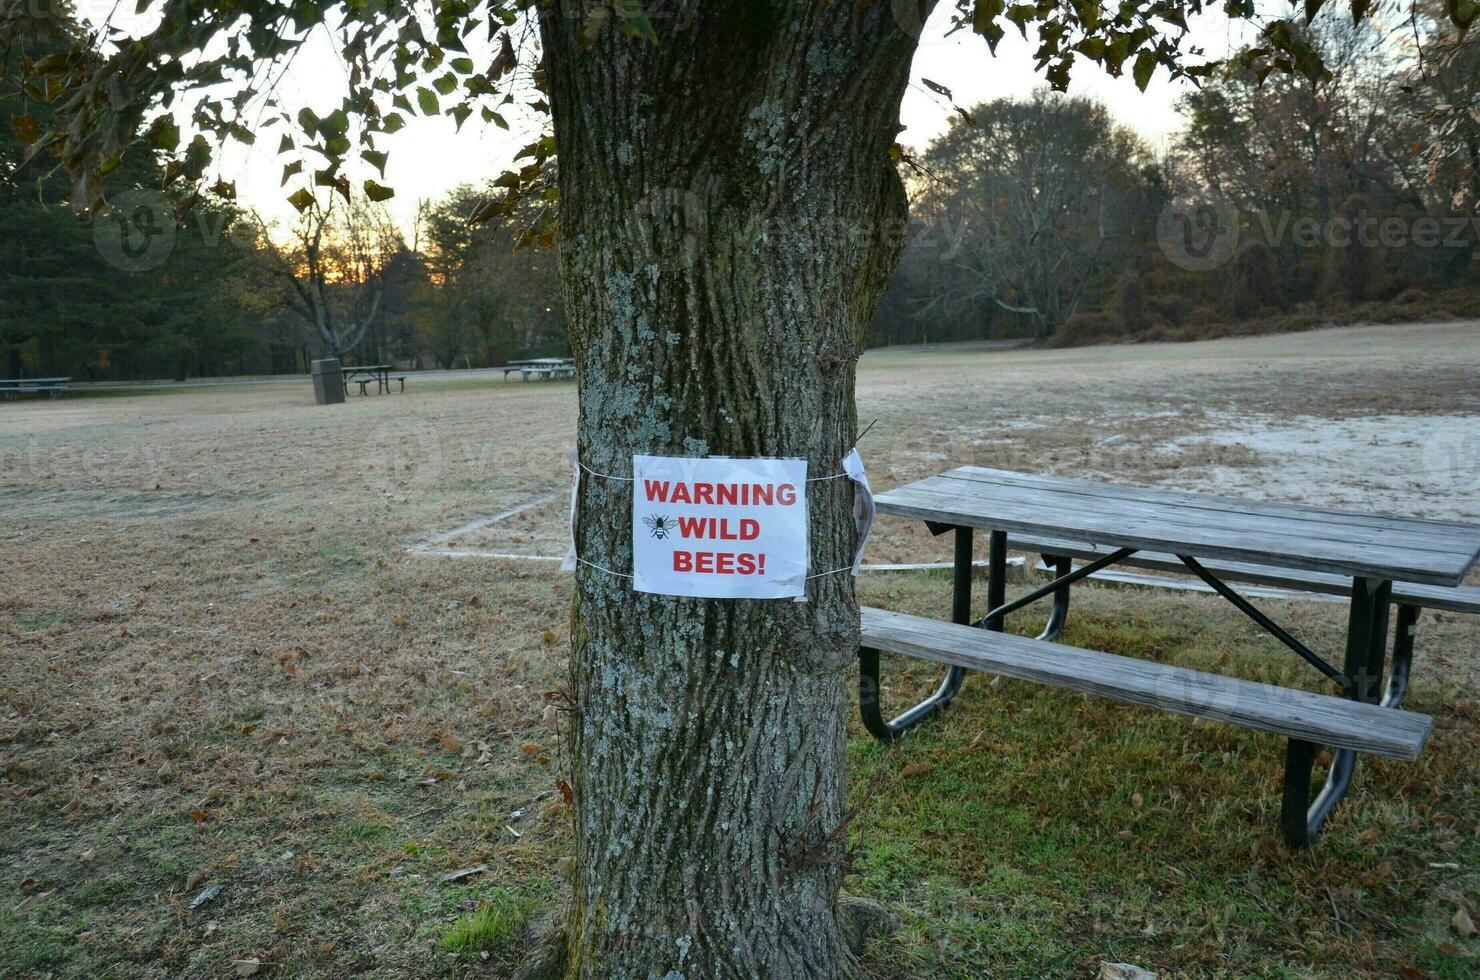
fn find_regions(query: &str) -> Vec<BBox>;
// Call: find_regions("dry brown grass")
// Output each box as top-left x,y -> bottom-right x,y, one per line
2,321 -> 1478,976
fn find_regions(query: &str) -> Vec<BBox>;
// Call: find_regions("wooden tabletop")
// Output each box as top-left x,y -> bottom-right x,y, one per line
874,466 -> 1480,587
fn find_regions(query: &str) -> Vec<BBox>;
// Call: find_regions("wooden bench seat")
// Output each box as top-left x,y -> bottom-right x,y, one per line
861,606 -> 1432,761
1010,533 -> 1480,614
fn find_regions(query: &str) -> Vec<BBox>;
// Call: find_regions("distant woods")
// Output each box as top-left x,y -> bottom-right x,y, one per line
879,6 -> 1480,347
3,8 -> 1477,380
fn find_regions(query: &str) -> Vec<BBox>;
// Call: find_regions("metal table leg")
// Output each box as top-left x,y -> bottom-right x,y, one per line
1281,576 -> 1393,848
859,526 -> 976,742
1037,555 -> 1073,641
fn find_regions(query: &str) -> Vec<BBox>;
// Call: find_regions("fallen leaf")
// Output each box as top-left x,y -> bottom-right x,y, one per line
393,616 -> 409,628
541,630 -> 556,644
554,856 -> 576,878
190,884 -> 222,909
440,865 -> 488,883
899,762 -> 933,779
1099,963 -> 1158,980
520,742 -> 541,755
232,958 -> 261,976
556,778 -> 573,806
439,734 -> 462,753
1131,793 -> 1144,808
1453,905 -> 1476,938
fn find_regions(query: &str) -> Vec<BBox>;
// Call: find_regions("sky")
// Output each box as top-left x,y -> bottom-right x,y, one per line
82,3 -> 1267,237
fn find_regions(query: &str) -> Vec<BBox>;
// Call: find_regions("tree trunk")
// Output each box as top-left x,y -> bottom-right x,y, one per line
538,3 -> 929,976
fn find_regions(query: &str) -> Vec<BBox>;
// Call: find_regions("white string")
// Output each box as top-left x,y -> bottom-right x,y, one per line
578,459 -> 850,483
576,556 -> 633,579
575,558 -> 853,582
577,460 -> 630,481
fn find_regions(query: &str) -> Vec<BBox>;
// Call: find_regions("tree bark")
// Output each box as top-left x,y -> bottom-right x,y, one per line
537,2 -> 930,975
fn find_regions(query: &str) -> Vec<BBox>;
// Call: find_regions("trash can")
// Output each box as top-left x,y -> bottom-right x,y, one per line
311,358 -> 345,406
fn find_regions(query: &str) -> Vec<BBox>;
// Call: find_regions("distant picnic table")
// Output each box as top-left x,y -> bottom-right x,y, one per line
0,377 -> 70,400
502,357 -> 575,381
862,466 -> 1480,848
340,364 -> 406,396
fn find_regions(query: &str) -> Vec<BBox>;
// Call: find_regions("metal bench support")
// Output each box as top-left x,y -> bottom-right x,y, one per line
860,525 -> 990,741
1281,576 -> 1394,848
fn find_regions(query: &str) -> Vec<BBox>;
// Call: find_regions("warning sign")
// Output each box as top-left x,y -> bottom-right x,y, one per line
632,455 -> 809,598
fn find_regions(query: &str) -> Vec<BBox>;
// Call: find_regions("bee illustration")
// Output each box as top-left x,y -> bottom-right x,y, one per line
643,514 -> 674,540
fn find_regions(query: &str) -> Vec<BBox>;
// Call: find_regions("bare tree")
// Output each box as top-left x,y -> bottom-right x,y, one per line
915,90 -> 1154,340
262,196 -> 403,361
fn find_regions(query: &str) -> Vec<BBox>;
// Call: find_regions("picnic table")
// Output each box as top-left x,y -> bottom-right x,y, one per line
0,377 -> 70,400
862,466 -> 1480,847
502,357 -> 575,381
340,364 -> 405,396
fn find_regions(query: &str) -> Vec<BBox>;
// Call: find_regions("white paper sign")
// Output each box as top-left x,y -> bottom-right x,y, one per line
632,454 -> 809,599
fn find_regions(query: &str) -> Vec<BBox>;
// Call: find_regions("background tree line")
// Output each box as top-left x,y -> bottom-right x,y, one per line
5,5 -> 1477,382
0,11 -> 565,382
877,3 -> 1480,347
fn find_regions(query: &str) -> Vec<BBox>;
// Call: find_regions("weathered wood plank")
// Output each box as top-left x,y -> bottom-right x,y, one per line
876,481 -> 1478,586
955,466 -> 1480,536
936,470 -> 1476,555
1010,534 -> 1480,614
860,607 -> 1433,761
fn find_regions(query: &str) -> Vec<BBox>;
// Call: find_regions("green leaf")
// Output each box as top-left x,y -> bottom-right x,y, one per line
383,112 -> 406,134
277,133 -> 293,154
297,107 -> 318,130
149,117 -> 180,152
363,149 -> 388,176
288,187 -> 315,213
449,57 -> 474,73
364,179 -> 395,202
281,160 -> 303,186
582,6 -> 611,47
1304,0 -> 1326,21
972,0 -> 1008,51
1133,49 -> 1157,91
613,0 -> 659,44
416,87 -> 439,115
1446,0 -> 1477,28
211,180 -> 236,200
921,78 -> 953,99
433,73 -> 458,96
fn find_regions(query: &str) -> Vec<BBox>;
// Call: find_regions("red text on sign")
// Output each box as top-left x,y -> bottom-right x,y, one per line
676,516 -> 760,540
672,551 -> 767,575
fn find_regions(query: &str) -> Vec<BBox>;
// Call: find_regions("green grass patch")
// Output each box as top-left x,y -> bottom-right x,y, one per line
848,572 -> 1480,977
440,888 -> 532,955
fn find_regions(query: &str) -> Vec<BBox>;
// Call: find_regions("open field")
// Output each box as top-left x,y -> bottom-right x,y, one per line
2,321 -> 1479,977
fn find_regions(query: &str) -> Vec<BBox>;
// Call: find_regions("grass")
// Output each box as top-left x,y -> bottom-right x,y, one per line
3,327 -> 1479,977
440,888 -> 534,955
848,572 -> 1480,978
